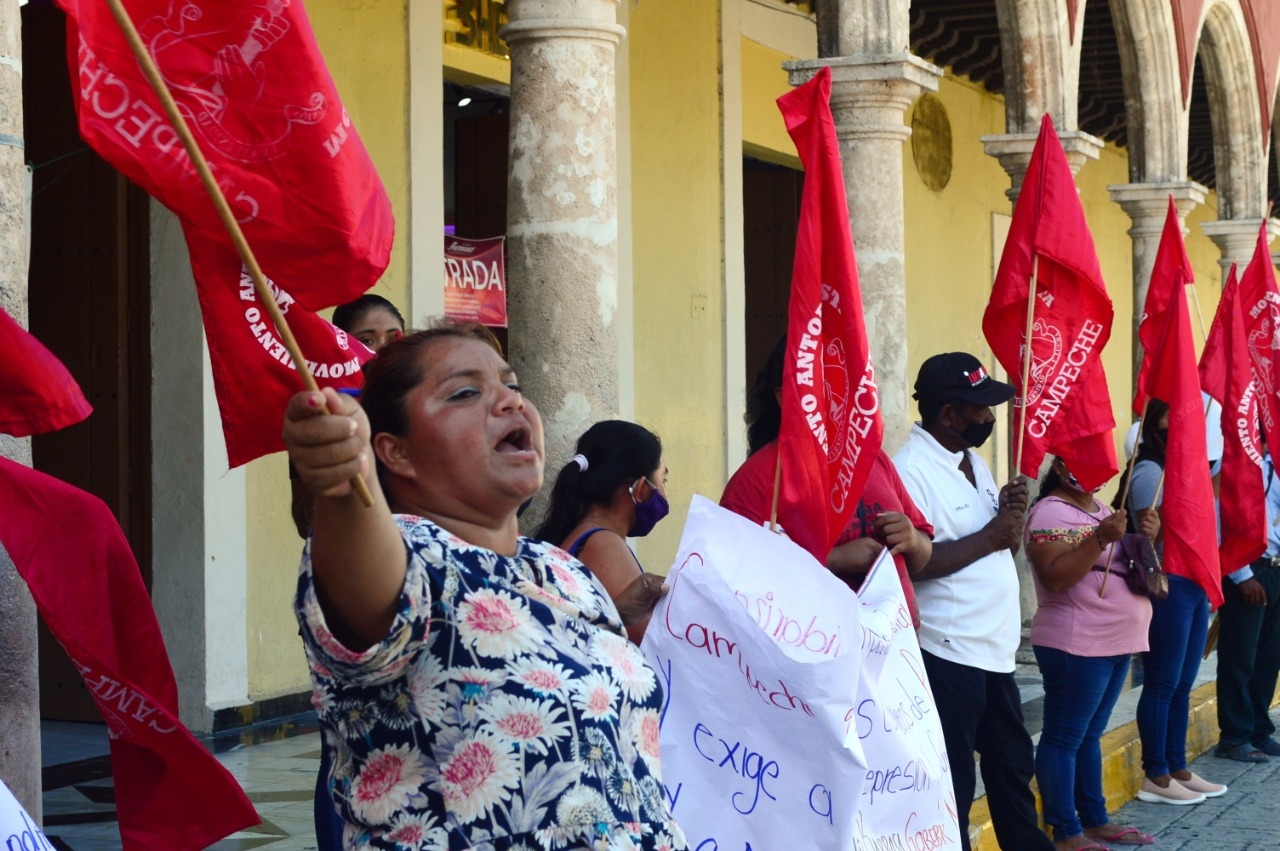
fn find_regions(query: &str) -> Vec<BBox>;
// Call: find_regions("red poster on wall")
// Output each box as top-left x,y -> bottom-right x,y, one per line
444,235 -> 507,327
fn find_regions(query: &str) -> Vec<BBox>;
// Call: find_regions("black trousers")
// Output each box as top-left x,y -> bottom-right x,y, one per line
922,650 -> 1053,851
1216,561 -> 1280,749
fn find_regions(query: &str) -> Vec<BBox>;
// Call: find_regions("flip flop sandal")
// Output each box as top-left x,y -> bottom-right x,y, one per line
1253,737 -> 1280,756
1086,826 -> 1155,845
1216,743 -> 1268,763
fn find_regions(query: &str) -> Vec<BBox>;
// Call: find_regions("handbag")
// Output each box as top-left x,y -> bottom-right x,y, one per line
1120,533 -> 1169,600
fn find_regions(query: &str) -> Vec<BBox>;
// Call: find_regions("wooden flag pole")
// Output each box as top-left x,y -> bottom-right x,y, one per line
1100,399 -> 1151,597
1186,281 -> 1210,344
1204,614 -> 1222,660
1014,254 -> 1040,479
1184,281 -> 1221,448
104,0 -> 372,507
769,449 -> 782,533
1115,400 -> 1149,512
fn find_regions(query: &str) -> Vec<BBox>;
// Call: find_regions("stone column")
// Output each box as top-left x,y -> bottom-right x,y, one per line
503,0 -> 624,516
980,130 -> 1103,203
0,0 -> 42,817
784,55 -> 942,452
1109,182 -> 1207,385
1202,218 -> 1278,276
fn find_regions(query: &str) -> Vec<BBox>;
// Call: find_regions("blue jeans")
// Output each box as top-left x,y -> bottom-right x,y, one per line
1136,574 -> 1209,777
1034,646 -> 1130,841
315,742 -> 344,851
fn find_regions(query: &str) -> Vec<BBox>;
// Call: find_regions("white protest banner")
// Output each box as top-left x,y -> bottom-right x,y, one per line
851,553 -> 959,850
0,778 -> 52,851
642,496 -> 866,851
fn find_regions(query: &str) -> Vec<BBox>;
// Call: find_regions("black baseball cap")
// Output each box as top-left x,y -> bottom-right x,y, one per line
912,352 -> 1016,406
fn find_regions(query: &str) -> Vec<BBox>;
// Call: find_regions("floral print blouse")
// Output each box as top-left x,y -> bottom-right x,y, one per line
296,515 -> 687,851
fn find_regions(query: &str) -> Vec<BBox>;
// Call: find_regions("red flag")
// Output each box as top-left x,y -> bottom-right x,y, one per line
1144,275 -> 1225,607
1199,264 -> 1238,404
1237,224 -> 1280,440
0,306 -> 92,437
1135,198 -> 1194,414
187,231 -> 375,467
982,114 -> 1117,489
1217,283 -> 1267,575
54,0 -> 393,312
0,457 -> 259,849
773,67 -> 883,562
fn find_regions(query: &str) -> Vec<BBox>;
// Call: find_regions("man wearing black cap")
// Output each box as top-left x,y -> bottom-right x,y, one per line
893,352 -> 1051,851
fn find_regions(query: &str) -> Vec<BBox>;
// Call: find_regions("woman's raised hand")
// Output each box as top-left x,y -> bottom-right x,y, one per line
283,388 -> 372,498
1136,507 -> 1160,541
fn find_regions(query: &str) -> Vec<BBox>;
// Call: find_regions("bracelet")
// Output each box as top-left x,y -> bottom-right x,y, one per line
1095,534 -> 1107,550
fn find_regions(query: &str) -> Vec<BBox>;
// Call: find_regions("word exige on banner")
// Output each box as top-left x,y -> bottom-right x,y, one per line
642,497 -> 866,851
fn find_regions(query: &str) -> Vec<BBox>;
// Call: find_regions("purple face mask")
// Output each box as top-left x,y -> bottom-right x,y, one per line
629,479 -> 670,537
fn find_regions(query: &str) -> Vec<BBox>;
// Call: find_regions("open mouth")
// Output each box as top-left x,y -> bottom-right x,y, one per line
496,425 -> 533,454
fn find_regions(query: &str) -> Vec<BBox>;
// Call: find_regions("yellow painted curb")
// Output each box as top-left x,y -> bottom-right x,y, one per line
967,682 -> 1222,850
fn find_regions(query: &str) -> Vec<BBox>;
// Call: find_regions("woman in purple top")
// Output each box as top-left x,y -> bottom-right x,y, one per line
1025,456 -> 1159,849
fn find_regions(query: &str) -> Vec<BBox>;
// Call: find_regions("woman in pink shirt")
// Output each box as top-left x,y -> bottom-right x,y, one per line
1025,456 -> 1159,849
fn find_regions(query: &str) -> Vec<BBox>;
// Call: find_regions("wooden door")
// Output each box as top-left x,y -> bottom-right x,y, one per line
455,109 -> 510,352
24,4 -> 153,722
743,160 -> 804,384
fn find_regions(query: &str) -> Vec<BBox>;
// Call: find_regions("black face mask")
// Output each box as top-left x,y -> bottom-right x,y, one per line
951,407 -> 994,448
1148,427 -> 1169,454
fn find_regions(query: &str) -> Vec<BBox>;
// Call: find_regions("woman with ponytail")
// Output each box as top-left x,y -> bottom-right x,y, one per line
535,420 -> 671,643
1126,399 -> 1229,804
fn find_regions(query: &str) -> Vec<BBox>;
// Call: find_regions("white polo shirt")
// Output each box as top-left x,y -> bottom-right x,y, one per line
892,424 -> 1021,673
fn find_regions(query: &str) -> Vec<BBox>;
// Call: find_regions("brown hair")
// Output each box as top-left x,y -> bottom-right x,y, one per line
361,322 -> 503,488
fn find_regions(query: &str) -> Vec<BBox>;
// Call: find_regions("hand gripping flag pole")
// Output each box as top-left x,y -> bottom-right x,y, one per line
103,0 -> 372,507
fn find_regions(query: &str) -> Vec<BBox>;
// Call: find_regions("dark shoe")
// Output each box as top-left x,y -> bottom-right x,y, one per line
1215,743 -> 1268,763
1252,737 -> 1280,756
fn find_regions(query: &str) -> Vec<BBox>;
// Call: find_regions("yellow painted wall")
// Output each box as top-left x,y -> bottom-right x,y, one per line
741,37 -> 799,167
243,0 -> 411,700
902,76 -> 1010,474
629,0 -> 726,572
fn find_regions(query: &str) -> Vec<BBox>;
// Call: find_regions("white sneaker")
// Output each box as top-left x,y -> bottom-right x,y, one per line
1176,772 -> 1227,798
1137,777 -> 1206,805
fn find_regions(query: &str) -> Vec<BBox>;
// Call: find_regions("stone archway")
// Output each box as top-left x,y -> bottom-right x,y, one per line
993,0 -> 1079,131
1198,0 -> 1267,220
1108,0 -> 1188,182
983,0 -> 1100,202
1104,0 -> 1207,384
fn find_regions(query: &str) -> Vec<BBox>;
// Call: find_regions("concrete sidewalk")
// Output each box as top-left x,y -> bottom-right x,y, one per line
1108,724 -> 1280,851
40,650 -> 1271,850
968,656 -> 1278,850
